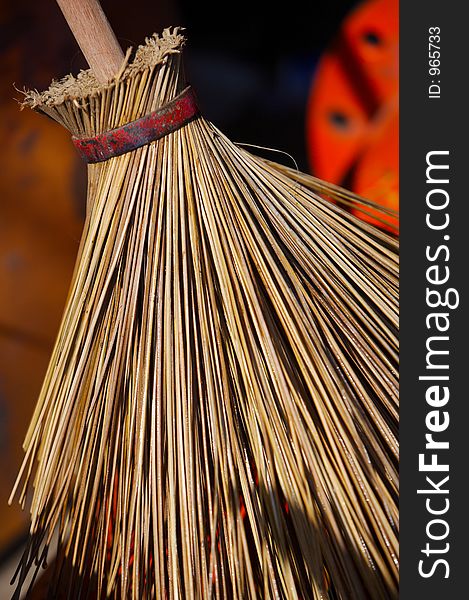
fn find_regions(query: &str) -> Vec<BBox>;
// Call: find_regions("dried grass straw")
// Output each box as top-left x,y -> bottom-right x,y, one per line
11,28 -> 398,599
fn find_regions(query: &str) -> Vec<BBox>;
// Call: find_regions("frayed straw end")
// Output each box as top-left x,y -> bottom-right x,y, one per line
21,27 -> 186,109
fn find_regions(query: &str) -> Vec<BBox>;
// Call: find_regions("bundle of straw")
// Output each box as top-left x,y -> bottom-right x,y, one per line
11,27 -> 398,600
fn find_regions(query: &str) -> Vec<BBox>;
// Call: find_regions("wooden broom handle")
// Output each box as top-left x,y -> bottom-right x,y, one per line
56,0 -> 125,83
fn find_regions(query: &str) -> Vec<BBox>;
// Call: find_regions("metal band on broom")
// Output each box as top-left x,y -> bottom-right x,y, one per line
72,87 -> 200,163
10,0 -> 399,598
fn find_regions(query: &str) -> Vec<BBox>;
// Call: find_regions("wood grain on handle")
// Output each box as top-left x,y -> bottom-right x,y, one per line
56,0 -> 125,83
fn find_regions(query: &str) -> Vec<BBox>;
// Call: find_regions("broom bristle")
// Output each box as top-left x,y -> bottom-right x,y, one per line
12,28 -> 398,599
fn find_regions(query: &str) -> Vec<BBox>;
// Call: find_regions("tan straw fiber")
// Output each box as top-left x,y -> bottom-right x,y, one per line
11,28 -> 398,600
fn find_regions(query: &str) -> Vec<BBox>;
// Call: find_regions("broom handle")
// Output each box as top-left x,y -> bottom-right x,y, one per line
56,0 -> 125,83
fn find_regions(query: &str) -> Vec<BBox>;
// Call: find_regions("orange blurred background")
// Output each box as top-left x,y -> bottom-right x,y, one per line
306,0 -> 398,229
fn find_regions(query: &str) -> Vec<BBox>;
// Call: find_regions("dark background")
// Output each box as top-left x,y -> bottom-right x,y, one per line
2,0 -> 357,170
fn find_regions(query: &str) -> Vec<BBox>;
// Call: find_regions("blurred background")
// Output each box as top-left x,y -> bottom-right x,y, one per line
0,0 -> 398,591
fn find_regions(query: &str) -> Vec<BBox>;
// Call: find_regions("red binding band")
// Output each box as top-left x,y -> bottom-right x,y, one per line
72,86 -> 199,163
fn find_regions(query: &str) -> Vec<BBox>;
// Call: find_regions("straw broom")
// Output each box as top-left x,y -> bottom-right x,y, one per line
10,2 -> 398,598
